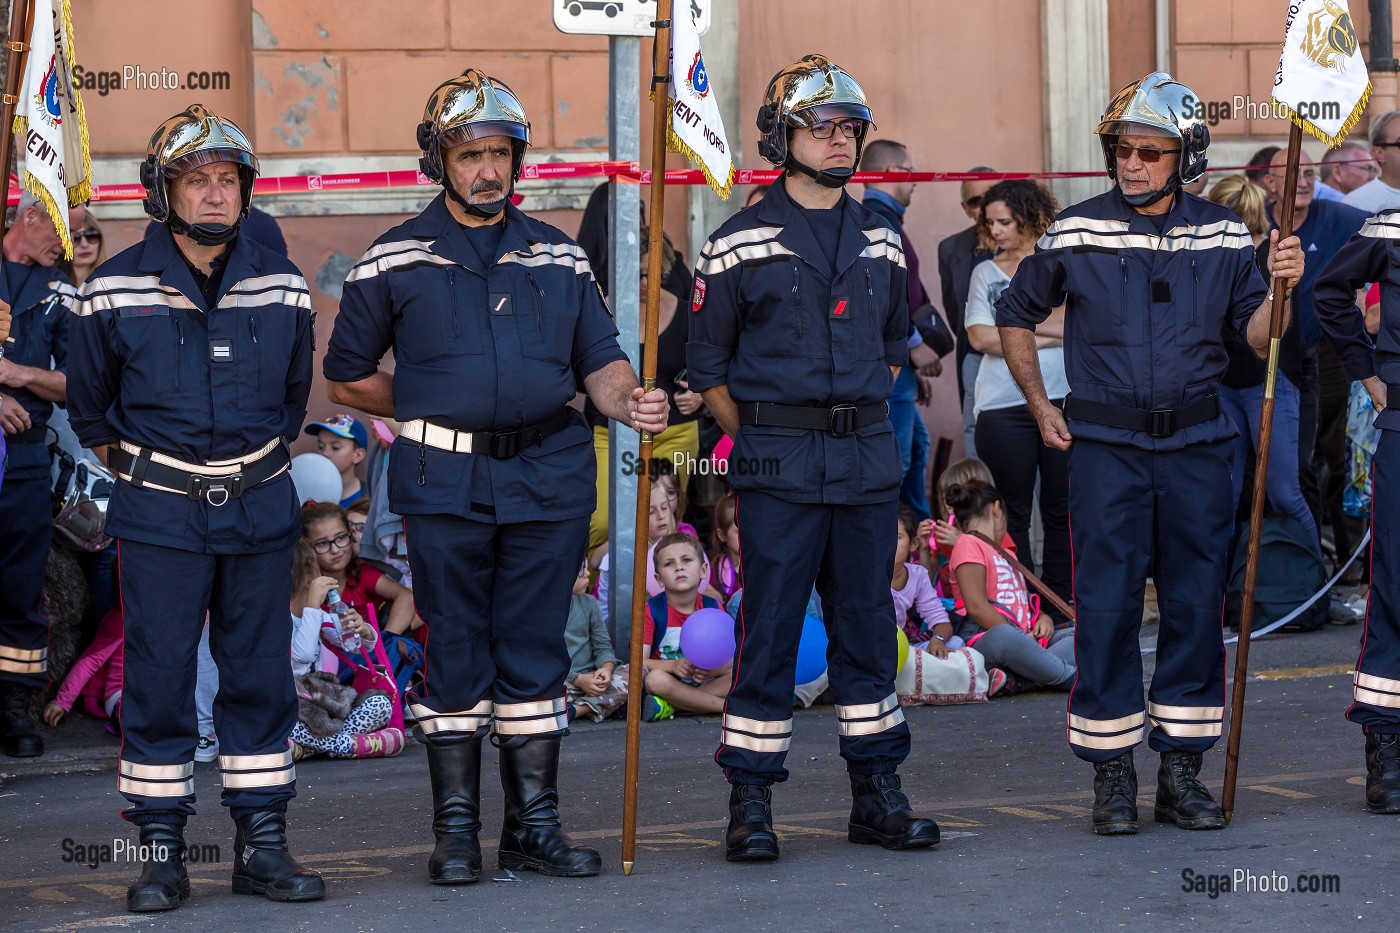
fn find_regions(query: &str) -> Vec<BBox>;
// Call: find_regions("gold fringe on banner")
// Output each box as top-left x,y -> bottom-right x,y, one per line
665,118 -> 734,201
1281,81 -> 1373,149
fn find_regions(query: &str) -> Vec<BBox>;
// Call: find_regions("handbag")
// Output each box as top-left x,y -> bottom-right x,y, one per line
911,302 -> 956,358
324,605 -> 405,731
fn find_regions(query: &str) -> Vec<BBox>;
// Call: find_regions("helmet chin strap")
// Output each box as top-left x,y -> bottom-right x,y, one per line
444,175 -> 507,220
785,155 -> 853,189
1121,175 -> 1180,209
166,210 -> 240,246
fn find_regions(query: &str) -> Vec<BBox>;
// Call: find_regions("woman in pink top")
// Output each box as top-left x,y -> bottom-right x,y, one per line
947,480 -> 1075,692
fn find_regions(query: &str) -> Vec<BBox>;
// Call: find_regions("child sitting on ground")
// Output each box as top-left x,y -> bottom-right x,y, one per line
302,501 -> 418,636
288,539 -> 403,759
43,606 -> 124,735
891,508 -> 991,704
305,412 -> 369,508
947,480 -> 1076,694
564,559 -> 628,722
641,533 -> 730,720
709,494 -> 741,607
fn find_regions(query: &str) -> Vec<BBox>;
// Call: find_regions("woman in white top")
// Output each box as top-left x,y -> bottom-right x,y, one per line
962,180 -> 1073,606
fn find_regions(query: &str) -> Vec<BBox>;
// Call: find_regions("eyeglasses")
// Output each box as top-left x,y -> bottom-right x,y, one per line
808,119 -> 864,140
348,522 -> 366,539
889,164 -> 915,173
1374,140 -> 1400,149
73,229 -> 101,244
311,532 -> 351,554
1114,142 -> 1182,163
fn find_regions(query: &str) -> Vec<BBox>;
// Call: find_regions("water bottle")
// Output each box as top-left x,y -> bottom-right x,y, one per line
325,586 -> 363,653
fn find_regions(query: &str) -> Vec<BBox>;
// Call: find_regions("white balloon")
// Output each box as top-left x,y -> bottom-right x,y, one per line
290,453 -> 343,506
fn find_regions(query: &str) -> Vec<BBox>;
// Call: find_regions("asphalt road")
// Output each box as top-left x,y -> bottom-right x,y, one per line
1,619 -> 1395,932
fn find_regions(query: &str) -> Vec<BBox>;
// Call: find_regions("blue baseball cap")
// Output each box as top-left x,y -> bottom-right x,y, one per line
304,413 -> 368,449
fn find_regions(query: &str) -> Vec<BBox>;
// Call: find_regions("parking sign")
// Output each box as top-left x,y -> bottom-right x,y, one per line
554,0 -> 709,37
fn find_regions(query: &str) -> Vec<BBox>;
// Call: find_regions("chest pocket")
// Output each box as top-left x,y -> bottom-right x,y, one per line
1069,248 -> 1144,347
1174,256 -> 1223,348
115,308 -> 201,412
852,262 -> 890,362
234,308 -> 299,411
388,265 -> 484,364
512,267 -> 578,363
741,261 -> 822,359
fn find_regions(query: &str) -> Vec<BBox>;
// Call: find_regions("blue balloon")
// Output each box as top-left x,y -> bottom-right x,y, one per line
793,614 -> 828,686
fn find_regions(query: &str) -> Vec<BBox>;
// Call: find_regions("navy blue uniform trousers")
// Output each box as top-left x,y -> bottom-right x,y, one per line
117,540 -> 298,824
1066,439 -> 1234,763
0,469 -> 53,689
404,514 -> 588,742
718,491 -> 910,785
1351,430 -> 1400,731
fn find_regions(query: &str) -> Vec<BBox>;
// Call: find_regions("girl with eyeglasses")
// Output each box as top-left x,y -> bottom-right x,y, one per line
301,502 -> 418,637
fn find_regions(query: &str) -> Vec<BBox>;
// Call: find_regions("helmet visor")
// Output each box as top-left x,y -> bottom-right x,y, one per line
166,147 -> 259,178
440,120 -> 530,150
790,103 -> 874,131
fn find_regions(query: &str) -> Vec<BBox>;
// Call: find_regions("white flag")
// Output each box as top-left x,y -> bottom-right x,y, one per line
1273,0 -> 1371,147
12,0 -> 91,258
665,6 -> 734,199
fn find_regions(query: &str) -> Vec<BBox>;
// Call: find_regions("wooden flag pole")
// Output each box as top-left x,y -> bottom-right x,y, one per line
1221,121 -> 1303,823
620,0 -> 674,877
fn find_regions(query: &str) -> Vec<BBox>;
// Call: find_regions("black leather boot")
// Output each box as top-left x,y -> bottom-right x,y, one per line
126,823 -> 189,912
231,811 -> 326,901
425,738 -> 483,883
1365,733 -> 1400,814
725,784 -> 780,862
1091,752 -> 1139,835
1,684 -> 43,758
1154,752 -> 1225,830
497,736 -> 601,877
848,773 -> 940,850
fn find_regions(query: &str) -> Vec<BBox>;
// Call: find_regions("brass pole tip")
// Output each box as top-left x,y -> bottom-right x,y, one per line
622,860 -> 634,876
1223,810 -> 1233,826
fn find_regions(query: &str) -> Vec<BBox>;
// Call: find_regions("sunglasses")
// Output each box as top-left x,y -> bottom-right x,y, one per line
311,532 -> 352,554
963,195 -> 984,209
73,229 -> 101,244
809,119 -> 865,140
1114,142 -> 1182,163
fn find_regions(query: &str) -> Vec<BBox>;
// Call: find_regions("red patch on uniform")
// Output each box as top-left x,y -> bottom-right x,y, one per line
692,276 -> 707,312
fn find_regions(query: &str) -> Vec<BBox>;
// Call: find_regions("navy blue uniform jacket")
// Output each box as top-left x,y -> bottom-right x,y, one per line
323,194 -> 627,525
0,261 -> 75,477
686,180 -> 909,504
67,227 -> 313,554
995,187 -> 1268,451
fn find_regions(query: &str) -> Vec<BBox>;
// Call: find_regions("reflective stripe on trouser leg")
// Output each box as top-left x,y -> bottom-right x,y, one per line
1350,431 -> 1400,733
411,698 -> 494,742
1146,441 -> 1232,754
117,540 -> 216,823
0,475 -> 55,689
716,492 -> 827,785
820,499 -> 910,776
1066,441 -> 1152,763
495,698 -> 569,737
207,545 -> 299,813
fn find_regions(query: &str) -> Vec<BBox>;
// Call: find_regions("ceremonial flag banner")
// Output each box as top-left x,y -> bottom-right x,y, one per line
12,0 -> 91,258
664,4 -> 734,199
1273,0 -> 1372,147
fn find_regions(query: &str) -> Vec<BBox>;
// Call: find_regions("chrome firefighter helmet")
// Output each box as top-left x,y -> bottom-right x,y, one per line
53,458 -> 115,553
1095,71 -> 1209,206
140,104 -> 260,246
756,54 -> 875,188
417,68 -> 532,218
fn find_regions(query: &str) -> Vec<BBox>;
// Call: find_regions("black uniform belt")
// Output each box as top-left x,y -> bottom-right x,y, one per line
1063,393 -> 1220,439
1385,382 -> 1400,402
400,409 -> 572,458
108,438 -> 290,506
738,401 -> 889,438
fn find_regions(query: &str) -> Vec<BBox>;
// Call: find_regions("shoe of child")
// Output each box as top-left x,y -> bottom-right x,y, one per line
350,728 -> 405,759
195,734 -> 219,763
642,696 -> 675,722
987,668 -> 1008,698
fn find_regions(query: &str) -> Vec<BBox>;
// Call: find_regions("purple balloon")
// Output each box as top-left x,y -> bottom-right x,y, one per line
679,608 -> 736,670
